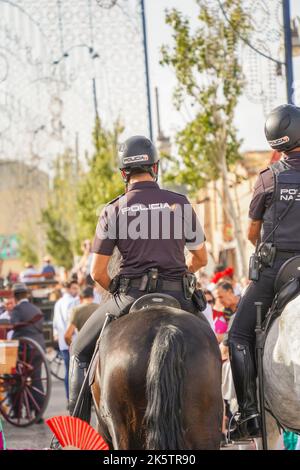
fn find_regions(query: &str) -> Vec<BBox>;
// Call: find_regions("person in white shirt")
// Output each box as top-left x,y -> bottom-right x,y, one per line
0,297 -> 15,320
53,281 -> 80,400
20,263 -> 38,282
0,297 -> 16,340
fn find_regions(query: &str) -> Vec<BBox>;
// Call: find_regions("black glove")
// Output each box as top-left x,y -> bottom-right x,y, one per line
109,275 -> 120,294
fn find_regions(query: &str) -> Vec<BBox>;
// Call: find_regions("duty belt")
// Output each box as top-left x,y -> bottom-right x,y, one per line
129,277 -> 183,292
275,250 -> 300,261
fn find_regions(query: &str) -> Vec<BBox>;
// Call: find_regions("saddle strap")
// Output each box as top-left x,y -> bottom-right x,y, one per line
275,250 -> 300,261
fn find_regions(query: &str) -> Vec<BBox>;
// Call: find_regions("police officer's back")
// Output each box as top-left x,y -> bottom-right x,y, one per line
11,283 -> 45,349
68,135 -> 208,421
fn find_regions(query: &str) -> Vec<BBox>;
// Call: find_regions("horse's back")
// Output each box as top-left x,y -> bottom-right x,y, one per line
100,307 -> 220,378
98,307 -> 223,449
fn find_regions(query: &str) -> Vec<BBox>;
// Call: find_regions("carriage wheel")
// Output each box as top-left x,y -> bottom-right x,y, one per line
0,337 -> 51,427
47,348 -> 65,381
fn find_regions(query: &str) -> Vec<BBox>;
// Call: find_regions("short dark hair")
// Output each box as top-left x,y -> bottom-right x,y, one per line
214,264 -> 226,274
128,167 -> 154,180
82,287 -> 94,299
64,280 -> 79,289
216,281 -> 234,293
204,289 -> 215,299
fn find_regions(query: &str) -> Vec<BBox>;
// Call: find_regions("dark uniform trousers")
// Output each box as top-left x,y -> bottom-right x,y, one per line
72,287 -> 197,361
228,258 -> 288,425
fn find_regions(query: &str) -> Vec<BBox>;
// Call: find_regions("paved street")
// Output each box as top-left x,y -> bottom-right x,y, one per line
2,377 -> 68,450
2,374 -> 259,451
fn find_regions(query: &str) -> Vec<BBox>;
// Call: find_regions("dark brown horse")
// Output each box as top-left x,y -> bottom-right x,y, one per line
91,305 -> 223,450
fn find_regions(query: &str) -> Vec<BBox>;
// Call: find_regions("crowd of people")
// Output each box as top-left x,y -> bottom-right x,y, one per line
52,281 -> 101,403
197,264 -> 243,442
0,239 -> 297,450
1,240 -> 243,415
0,250 -> 268,402
0,239 -> 102,407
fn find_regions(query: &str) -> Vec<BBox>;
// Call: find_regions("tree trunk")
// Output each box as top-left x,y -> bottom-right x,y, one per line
218,149 -> 248,279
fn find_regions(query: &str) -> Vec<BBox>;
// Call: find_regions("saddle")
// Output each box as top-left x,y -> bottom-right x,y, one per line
129,293 -> 181,313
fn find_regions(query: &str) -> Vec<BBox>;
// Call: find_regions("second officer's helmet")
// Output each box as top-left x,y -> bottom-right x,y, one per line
265,104 -> 300,153
119,135 -> 159,182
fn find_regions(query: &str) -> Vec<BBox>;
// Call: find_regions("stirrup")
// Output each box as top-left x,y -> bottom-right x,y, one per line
228,412 -> 261,441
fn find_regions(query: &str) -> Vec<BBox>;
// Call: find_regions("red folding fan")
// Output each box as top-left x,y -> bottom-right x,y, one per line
46,416 -> 109,450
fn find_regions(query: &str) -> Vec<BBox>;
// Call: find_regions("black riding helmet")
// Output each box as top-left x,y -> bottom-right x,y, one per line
265,104 -> 300,153
119,135 -> 159,182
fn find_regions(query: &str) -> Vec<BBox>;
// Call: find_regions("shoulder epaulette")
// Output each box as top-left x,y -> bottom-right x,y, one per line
259,168 -> 270,175
163,189 -> 187,199
268,160 -> 286,175
105,193 -> 125,207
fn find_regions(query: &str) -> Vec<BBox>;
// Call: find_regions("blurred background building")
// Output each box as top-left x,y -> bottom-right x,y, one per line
0,160 -> 48,274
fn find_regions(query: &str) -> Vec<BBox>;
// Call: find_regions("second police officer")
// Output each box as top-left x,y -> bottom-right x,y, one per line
68,135 -> 208,420
229,104 -> 300,439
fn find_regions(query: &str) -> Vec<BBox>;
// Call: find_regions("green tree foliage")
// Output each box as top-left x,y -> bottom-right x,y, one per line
161,0 -> 250,275
77,118 -> 124,239
42,149 -> 79,269
161,0 -> 249,189
19,231 -> 39,266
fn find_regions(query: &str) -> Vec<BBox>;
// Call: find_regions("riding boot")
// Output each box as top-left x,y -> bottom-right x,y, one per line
68,355 -> 91,423
228,341 -> 261,440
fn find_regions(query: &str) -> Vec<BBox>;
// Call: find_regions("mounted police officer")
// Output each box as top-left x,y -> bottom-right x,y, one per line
229,104 -> 300,439
68,135 -> 208,420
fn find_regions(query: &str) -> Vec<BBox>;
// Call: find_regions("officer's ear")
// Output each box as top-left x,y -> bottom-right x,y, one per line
121,169 -> 128,183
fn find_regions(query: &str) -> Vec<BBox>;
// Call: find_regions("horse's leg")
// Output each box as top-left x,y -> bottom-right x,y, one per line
252,413 -> 282,450
107,419 -> 130,450
91,374 -> 114,449
106,392 -> 142,450
104,378 -> 143,450
183,358 -> 223,450
266,412 -> 282,450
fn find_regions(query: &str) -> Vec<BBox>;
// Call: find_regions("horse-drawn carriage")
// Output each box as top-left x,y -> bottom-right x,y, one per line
0,323 -> 51,427
0,277 -> 64,427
